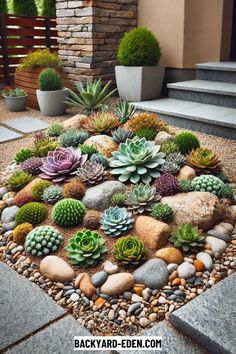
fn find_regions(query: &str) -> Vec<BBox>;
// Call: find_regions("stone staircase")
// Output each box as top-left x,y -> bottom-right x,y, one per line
135,62 -> 236,140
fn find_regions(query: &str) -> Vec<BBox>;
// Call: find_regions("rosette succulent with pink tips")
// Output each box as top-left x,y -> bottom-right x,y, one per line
40,147 -> 87,182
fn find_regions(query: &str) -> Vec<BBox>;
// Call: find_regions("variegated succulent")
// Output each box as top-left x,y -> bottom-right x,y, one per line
125,183 -> 161,214
77,161 -> 107,185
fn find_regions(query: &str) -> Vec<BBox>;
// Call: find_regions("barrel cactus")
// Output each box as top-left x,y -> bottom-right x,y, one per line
109,136 -> 166,184
42,185 -> 63,204
25,226 -> 63,257
52,198 -> 86,227
100,206 -> 134,237
113,236 -> 147,266
125,183 -> 161,214
16,202 -> 48,225
191,175 -> 224,197
66,229 -> 107,268
13,222 -> 33,245
170,223 -> 205,252
151,203 -> 173,222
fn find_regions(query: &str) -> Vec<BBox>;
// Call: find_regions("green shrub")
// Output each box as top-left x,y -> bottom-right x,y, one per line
34,138 -> 59,157
2,88 -> 27,97
0,0 -> 7,12
15,148 -> 34,164
47,123 -> 64,137
13,0 -> 37,16
52,198 -> 87,227
118,26 -> 161,66
16,202 -> 48,225
135,127 -> 157,141
18,48 -> 60,71
39,68 -> 62,91
79,144 -> 98,157
173,132 -> 200,155
160,142 -> 179,155
178,179 -> 193,192
32,180 -> 52,200
9,171 -> 32,191
41,0 -> 55,17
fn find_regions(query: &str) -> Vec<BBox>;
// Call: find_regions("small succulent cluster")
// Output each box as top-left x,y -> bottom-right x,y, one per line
112,127 -> 135,144
32,180 -> 52,200
25,226 -> 63,257
42,185 -> 63,204
63,178 -> 86,199
40,147 -> 87,182
125,183 -> 161,214
81,112 -> 120,134
135,127 -> 157,141
59,130 -> 90,148
79,144 -> 98,157
154,173 -> 180,196
111,193 -> 126,206
66,229 -> 107,268
100,206 -> 134,237
124,112 -> 168,133
16,202 -> 48,225
114,236 -> 147,266
219,183 -> 234,199
90,153 -> 109,168
161,152 -> 186,175
173,132 -> 200,155
110,137 -> 166,183
186,147 -> 221,173
52,198 -> 86,227
77,161 -> 107,185
21,157 -> 43,175
161,142 -> 179,155
47,123 -> 64,137
15,148 -> 34,164
151,203 -> 173,222
170,223 -> 205,252
178,179 -> 193,192
9,171 -> 32,191
34,138 -> 59,158
13,222 -> 33,245
191,175 -> 224,197
115,101 -> 136,123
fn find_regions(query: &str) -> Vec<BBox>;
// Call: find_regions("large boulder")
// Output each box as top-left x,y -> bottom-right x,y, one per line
162,192 -> 225,230
135,216 -> 170,250
84,135 -> 118,157
14,178 -> 42,207
62,114 -> 87,130
133,259 -> 169,289
82,181 -> 126,210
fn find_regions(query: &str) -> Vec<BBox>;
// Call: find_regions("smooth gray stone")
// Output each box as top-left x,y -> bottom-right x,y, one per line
207,230 -> 230,242
118,321 -> 205,354
1,205 -> 19,223
133,259 -> 169,289
91,271 -> 108,287
3,117 -> 49,133
0,262 -> 65,351
6,315 -> 106,354
0,186 -> 7,199
171,273 -> 236,354
0,126 -> 22,142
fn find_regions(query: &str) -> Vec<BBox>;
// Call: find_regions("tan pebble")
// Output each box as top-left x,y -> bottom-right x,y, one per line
179,285 -> 185,291
133,284 -> 145,296
74,273 -> 84,288
205,244 -> 212,250
95,297 -> 106,309
190,293 -> 196,299
149,313 -> 157,322
194,259 -> 205,272
172,277 -> 181,286
54,290 -> 63,301
180,279 -> 186,286
79,273 -> 96,299
197,289 -> 204,295
153,307 -> 159,313
169,271 -> 178,281
151,299 -> 158,306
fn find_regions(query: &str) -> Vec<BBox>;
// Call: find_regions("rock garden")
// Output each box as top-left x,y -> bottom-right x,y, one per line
0,85 -> 236,335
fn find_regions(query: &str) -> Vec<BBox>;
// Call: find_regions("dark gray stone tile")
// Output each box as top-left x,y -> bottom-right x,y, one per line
0,126 -> 22,142
118,321 -> 205,354
171,273 -> 236,354
3,117 -> 49,133
0,262 -> 65,351
6,315 -> 106,354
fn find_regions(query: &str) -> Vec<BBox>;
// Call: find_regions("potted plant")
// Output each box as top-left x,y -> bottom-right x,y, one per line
15,49 -> 68,110
2,88 -> 28,112
36,68 -> 68,116
115,26 -> 164,102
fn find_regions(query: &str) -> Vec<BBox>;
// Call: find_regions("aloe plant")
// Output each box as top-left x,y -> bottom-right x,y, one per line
115,100 -> 136,123
64,79 -> 117,114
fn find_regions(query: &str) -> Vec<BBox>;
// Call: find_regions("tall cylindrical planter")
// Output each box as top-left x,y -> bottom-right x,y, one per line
36,88 -> 68,116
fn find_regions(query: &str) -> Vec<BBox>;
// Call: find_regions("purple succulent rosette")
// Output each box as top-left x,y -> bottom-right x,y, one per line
40,147 -> 87,182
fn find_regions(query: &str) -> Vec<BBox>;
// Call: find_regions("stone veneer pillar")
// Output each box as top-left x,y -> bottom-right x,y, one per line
56,0 -> 138,85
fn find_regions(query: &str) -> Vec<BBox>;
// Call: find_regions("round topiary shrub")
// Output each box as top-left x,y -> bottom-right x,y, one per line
39,68 -> 62,91
52,198 -> 87,227
16,202 -> 48,225
173,131 -> 200,155
25,226 -> 63,257
118,26 -> 161,66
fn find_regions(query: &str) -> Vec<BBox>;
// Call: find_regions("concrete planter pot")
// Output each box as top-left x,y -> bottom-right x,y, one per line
3,95 -> 27,112
115,65 -> 165,102
36,88 -> 68,116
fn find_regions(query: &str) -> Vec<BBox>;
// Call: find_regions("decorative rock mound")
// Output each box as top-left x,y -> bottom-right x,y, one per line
14,178 -> 42,207
135,216 -> 170,250
162,192 -> 225,230
39,255 -> 75,282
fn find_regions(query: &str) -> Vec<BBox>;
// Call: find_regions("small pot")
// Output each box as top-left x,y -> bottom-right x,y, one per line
3,95 -> 27,112
36,88 -> 68,116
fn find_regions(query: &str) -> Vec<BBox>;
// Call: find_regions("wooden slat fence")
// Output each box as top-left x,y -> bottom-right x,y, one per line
0,13 -> 58,85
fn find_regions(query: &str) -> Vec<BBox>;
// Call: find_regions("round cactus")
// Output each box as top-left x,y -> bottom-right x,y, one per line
192,175 -> 224,197
66,229 -> 107,268
151,203 -> 173,222
13,222 -> 33,245
52,198 -> 87,227
25,226 -> 63,257
16,202 -> 48,225
100,206 -> 134,237
113,236 -> 147,266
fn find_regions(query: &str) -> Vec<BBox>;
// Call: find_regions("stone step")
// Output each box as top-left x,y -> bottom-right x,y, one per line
171,273 -> 236,354
135,98 -> 236,140
168,80 -> 236,108
196,61 -> 236,83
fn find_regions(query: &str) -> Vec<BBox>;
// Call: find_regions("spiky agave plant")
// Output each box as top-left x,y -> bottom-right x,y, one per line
115,101 -> 136,123
64,79 -> 117,114
169,223 -> 205,252
113,236 -> 147,266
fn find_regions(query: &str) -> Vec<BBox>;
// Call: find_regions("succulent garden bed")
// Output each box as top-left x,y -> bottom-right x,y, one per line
0,104 -> 235,336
